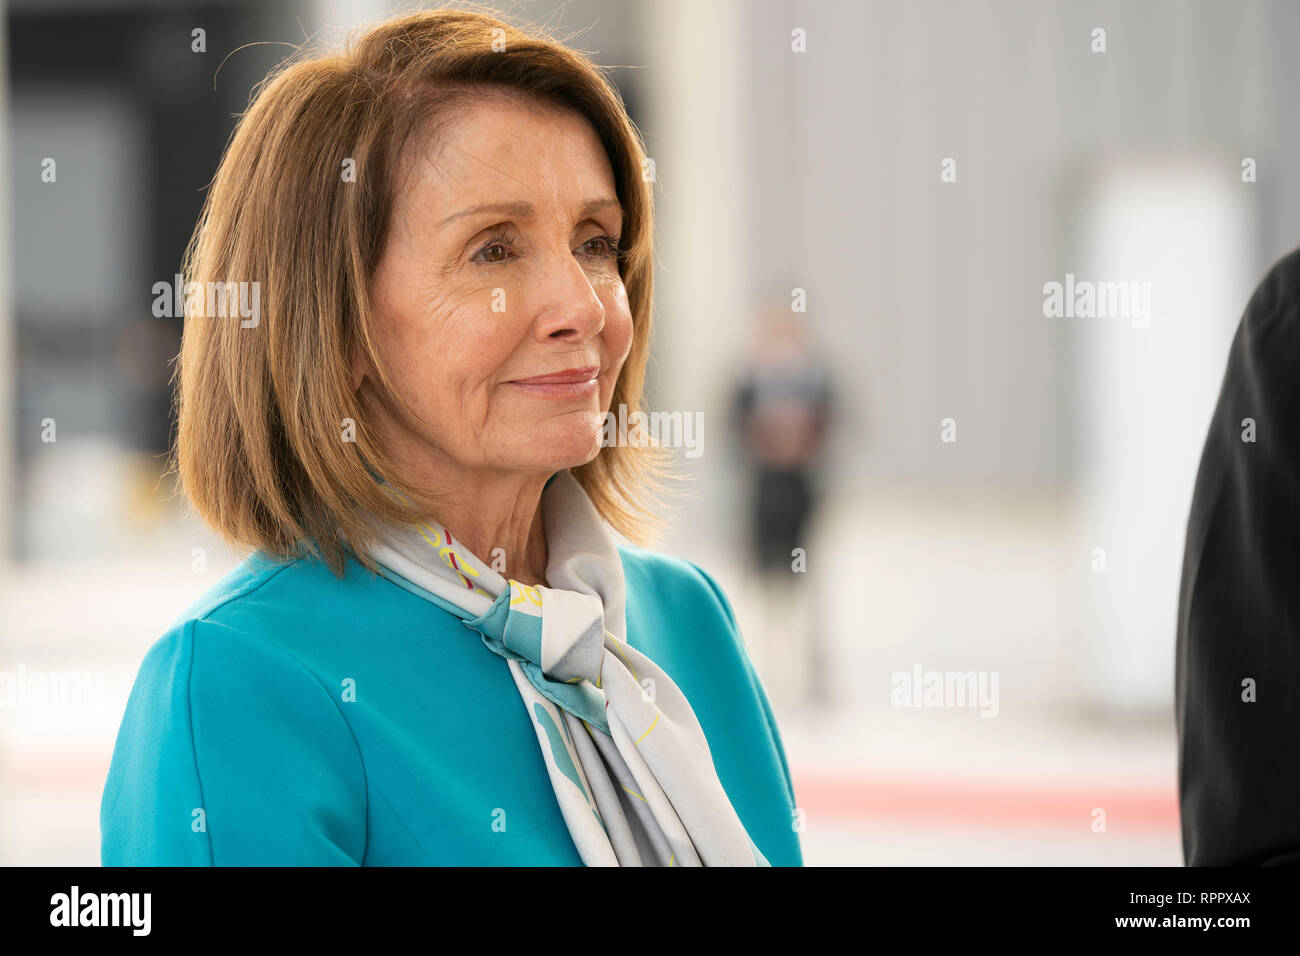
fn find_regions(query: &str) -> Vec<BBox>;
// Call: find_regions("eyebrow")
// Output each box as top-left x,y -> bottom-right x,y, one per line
439,197 -> 622,227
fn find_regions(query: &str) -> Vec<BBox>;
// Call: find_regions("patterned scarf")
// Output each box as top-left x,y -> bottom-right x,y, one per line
363,469 -> 769,866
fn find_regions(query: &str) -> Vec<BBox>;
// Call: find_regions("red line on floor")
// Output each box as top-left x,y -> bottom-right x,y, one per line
790,770 -> 1179,830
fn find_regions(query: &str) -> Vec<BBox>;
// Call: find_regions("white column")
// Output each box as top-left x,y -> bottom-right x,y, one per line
642,0 -> 748,557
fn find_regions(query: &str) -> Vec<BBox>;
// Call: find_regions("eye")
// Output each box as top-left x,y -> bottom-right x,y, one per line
471,231 -> 519,264
578,234 -> 621,259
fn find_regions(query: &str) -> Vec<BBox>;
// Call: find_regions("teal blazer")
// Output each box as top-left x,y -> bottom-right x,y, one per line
99,544 -> 803,866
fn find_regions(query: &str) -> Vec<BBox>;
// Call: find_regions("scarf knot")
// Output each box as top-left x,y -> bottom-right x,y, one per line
462,580 -> 610,733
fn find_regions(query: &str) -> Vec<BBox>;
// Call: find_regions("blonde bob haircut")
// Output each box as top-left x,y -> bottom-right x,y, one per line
173,7 -> 672,578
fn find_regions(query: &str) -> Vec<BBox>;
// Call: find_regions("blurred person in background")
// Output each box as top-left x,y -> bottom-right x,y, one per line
731,302 -> 834,710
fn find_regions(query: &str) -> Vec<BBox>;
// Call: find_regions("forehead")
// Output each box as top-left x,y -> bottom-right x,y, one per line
398,94 -> 617,211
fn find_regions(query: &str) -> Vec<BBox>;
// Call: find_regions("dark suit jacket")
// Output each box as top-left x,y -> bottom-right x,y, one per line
1176,245 -> 1300,866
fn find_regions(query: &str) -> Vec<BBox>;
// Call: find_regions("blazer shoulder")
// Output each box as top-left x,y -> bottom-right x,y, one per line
103,577 -> 368,865
128,553 -> 360,722
616,543 -> 737,623
165,549 -> 395,646
167,551 -> 305,630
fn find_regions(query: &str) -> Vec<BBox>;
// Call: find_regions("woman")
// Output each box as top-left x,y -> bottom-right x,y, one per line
99,8 -> 802,867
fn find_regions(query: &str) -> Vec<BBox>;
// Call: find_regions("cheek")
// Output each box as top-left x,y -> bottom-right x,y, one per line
603,284 -> 635,368
376,289 -> 510,418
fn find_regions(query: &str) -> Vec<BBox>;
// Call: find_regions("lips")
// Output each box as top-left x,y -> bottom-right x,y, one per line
509,365 -> 600,385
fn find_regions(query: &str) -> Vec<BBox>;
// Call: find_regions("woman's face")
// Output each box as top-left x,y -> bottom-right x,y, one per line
361,95 -> 634,485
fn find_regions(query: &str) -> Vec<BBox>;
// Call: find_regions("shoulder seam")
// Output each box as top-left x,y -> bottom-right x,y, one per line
189,556 -> 303,627
179,618 -> 216,866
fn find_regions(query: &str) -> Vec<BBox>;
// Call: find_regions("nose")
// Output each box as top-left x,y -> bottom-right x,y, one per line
532,251 -> 606,343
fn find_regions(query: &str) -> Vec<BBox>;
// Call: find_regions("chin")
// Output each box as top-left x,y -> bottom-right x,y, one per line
520,422 -> 603,473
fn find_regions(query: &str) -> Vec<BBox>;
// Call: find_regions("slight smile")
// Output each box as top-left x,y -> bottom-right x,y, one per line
506,365 -> 600,398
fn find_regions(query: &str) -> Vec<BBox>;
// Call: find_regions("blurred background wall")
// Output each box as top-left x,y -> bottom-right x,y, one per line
3,0 -> 1295,865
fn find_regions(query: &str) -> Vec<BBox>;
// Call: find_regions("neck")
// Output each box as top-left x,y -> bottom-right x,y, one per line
452,474 -> 551,587
400,457 -> 553,587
